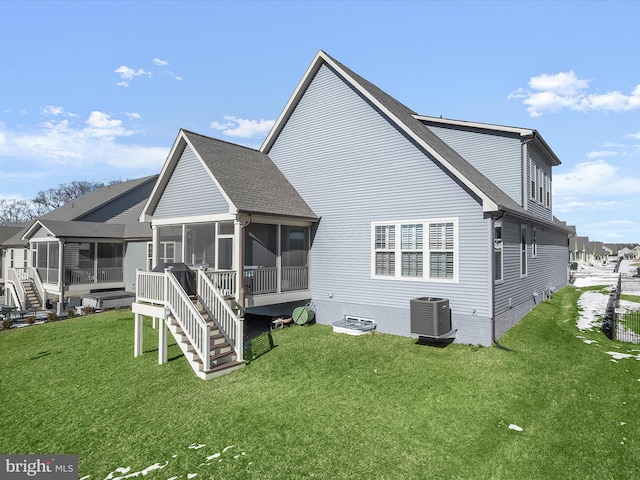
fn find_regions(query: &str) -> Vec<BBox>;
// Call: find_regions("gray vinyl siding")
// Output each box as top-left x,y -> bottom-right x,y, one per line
124,241 -> 148,292
494,218 -> 568,337
269,64 -> 493,345
154,146 -> 230,219
427,125 -> 523,205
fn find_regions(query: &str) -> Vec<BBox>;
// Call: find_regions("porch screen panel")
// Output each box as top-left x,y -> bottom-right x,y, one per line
186,224 -> 215,266
281,226 -> 308,267
97,243 -> 123,267
245,224 -> 277,267
158,226 -> 183,263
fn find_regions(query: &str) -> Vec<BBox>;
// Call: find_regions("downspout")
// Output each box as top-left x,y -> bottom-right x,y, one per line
237,213 -> 251,314
490,211 -> 510,351
57,237 -> 65,316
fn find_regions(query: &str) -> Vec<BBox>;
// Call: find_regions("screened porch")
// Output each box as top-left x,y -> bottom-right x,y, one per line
151,220 -> 311,305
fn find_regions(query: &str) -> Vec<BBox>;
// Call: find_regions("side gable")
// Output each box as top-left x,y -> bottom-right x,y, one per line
262,50 -> 515,214
141,129 -> 317,223
153,142 -> 230,220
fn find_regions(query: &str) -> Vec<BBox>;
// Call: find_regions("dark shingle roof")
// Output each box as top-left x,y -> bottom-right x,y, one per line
35,220 -> 125,238
182,130 -> 317,219
41,176 -> 158,221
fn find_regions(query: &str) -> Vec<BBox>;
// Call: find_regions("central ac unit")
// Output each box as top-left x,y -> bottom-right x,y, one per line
410,297 -> 451,337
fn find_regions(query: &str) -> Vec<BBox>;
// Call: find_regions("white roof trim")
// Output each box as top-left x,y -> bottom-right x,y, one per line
139,130 -> 237,222
414,115 -> 535,137
261,51 -> 499,211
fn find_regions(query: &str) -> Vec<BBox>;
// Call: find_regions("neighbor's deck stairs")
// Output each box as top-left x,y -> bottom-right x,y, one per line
165,299 -> 244,380
22,280 -> 43,310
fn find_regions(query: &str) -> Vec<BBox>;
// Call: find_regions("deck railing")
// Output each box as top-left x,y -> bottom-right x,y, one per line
282,266 -> 309,291
198,269 -> 243,362
65,266 -> 123,284
207,270 -> 237,297
165,270 -> 210,365
7,268 -> 26,309
244,267 -> 278,295
29,266 -> 47,307
135,270 -> 166,304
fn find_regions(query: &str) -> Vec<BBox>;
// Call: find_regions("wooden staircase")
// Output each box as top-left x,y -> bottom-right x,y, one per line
165,301 -> 244,380
22,280 -> 43,310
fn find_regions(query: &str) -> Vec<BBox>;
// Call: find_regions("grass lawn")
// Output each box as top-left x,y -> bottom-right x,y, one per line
1,286 -> 639,479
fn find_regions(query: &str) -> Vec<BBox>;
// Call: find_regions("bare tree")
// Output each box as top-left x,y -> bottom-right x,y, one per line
0,199 -> 38,226
0,178 -> 124,226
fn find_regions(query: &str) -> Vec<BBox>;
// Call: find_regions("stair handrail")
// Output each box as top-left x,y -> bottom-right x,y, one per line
28,266 -> 47,308
197,268 -> 244,362
7,268 -> 25,309
164,268 -> 210,366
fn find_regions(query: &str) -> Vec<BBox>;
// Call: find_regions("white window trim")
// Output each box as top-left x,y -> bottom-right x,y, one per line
371,217 -> 459,283
530,160 -> 536,200
532,227 -> 538,258
494,220 -> 503,284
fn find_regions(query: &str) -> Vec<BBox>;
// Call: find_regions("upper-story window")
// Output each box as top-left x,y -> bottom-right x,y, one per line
530,159 -> 551,210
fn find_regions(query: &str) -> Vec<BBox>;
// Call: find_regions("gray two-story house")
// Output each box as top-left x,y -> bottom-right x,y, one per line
133,50 -> 571,379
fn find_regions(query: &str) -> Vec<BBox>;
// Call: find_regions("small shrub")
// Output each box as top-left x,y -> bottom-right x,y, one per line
2,319 -> 13,330
82,306 -> 94,316
67,308 -> 76,318
25,316 -> 36,325
48,312 -> 58,322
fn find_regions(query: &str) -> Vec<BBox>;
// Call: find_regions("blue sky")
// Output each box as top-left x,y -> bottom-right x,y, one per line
1,1 -> 639,243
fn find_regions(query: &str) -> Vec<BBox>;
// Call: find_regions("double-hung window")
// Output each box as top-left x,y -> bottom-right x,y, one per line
494,221 -> 503,282
372,218 -> 457,282
374,225 -> 395,276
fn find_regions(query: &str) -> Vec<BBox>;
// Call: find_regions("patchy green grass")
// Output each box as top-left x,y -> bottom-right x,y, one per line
1,288 -> 639,479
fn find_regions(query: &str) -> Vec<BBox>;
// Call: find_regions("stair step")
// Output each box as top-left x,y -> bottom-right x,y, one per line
204,360 -> 243,374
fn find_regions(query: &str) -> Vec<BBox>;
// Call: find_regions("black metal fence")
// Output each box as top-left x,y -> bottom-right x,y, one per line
616,310 -> 640,343
601,273 -> 640,343
601,274 -> 621,340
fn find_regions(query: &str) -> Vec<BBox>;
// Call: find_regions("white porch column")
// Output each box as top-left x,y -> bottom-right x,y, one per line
134,313 -> 143,357
56,239 -> 65,316
152,225 -> 159,268
158,317 -> 168,365
234,217 -> 244,307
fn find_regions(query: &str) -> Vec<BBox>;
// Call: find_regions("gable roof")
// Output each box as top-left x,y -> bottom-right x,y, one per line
261,50 -> 568,232
41,176 -> 158,221
415,116 -> 561,166
142,130 -> 317,221
24,219 -> 125,239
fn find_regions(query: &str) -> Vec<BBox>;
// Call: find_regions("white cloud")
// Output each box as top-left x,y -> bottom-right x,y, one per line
114,65 -> 151,87
41,105 -> 65,116
0,110 -> 165,171
627,132 -> 640,140
126,112 -> 141,119
554,159 -> 640,197
509,71 -> 640,116
153,58 -> 169,66
586,150 -> 616,159
210,115 -> 275,138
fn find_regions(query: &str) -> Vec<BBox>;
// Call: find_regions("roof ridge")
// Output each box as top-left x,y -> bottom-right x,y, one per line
181,129 -> 262,154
